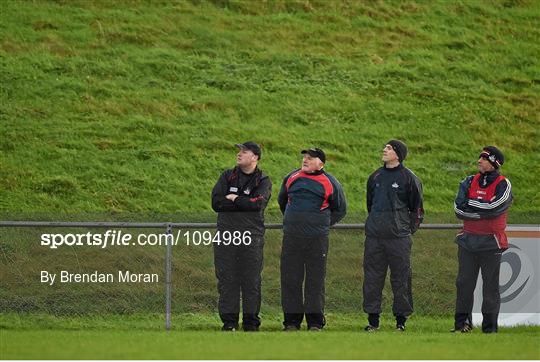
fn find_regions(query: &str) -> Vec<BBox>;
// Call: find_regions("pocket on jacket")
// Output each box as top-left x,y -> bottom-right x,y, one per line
395,210 -> 411,235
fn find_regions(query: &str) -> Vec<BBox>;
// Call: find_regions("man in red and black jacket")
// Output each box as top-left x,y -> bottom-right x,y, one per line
278,148 -> 347,331
211,141 -> 272,332
453,146 -> 512,333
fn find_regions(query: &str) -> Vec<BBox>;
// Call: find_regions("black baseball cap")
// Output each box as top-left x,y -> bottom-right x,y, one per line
301,148 -> 326,163
235,141 -> 262,159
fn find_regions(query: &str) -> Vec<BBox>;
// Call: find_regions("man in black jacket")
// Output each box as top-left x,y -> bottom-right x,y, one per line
211,141 -> 272,332
452,146 -> 512,333
278,148 -> 347,331
363,140 -> 423,332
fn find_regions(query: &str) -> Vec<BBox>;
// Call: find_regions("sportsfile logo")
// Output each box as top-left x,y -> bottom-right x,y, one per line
40,230 -> 253,249
40,230 -> 176,249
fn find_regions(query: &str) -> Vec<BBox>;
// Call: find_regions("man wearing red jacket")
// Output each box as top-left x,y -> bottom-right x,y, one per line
453,146 -> 513,333
278,148 -> 347,331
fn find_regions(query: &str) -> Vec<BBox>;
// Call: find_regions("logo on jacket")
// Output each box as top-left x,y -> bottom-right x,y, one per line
392,182 -> 399,188
244,188 -> 251,195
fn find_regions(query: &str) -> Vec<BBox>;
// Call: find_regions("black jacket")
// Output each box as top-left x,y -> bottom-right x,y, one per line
278,168 -> 347,237
211,166 -> 272,236
365,164 -> 424,238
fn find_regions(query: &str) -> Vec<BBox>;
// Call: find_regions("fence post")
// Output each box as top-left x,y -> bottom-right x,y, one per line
165,223 -> 172,331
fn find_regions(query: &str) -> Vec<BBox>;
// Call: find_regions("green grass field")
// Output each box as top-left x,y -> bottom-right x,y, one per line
2,228 -> 540,359
5,329 -> 538,360
2,314 -> 540,359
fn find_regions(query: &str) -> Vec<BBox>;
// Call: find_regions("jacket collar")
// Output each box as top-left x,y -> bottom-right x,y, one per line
478,169 -> 500,187
303,168 -> 325,176
383,163 -> 404,172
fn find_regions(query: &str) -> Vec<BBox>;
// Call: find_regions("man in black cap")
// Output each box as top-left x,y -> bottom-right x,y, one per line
211,141 -> 272,331
453,146 -> 512,333
278,147 -> 347,331
362,140 -> 424,332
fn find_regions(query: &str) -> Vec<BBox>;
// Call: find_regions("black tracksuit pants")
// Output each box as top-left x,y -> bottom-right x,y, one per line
213,235 -> 264,328
362,236 -> 413,319
281,234 -> 329,328
455,245 -> 502,332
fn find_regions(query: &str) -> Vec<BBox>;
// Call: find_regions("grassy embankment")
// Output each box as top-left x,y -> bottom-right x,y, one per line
1,0 -> 539,222
1,2 -> 539,359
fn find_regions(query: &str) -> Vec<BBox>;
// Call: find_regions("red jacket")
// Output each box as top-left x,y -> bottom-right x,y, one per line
454,171 -> 512,251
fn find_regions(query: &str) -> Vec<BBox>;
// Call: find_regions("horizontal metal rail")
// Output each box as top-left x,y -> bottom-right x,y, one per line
1,221 -> 464,229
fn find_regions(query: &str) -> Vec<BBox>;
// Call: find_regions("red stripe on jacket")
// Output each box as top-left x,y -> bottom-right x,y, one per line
286,171 -> 334,210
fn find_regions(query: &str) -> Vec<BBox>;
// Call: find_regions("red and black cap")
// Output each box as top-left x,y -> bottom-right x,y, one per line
480,146 -> 504,169
301,148 -> 326,163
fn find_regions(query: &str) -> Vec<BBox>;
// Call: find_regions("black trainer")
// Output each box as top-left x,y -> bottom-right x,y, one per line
396,324 -> 406,332
283,325 -> 300,332
308,325 -> 322,332
364,325 -> 379,332
242,324 -> 259,332
221,324 -> 238,332
451,323 -> 472,333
